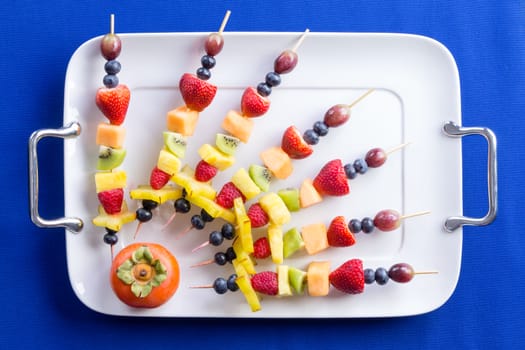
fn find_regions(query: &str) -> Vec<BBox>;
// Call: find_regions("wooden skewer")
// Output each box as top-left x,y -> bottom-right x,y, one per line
400,210 -> 431,220
414,271 -> 439,276
109,14 -> 115,35
160,212 -> 177,232
348,88 -> 375,109
190,284 -> 213,289
191,259 -> 214,268
191,241 -> 210,253
218,10 -> 231,34
386,142 -> 411,155
176,224 -> 194,240
292,28 -> 310,52
133,222 -> 143,240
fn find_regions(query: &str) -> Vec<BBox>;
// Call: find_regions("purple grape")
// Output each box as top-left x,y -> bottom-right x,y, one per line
388,263 -> 415,283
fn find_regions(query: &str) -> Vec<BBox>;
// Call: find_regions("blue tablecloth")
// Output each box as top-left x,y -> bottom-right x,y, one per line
2,1 -> 523,348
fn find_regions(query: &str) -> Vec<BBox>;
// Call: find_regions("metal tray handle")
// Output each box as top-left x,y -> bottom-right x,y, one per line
29,122 -> 83,233
443,121 -> 498,232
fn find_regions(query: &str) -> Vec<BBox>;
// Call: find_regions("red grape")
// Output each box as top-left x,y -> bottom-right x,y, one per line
274,49 -> 298,74
100,34 -> 121,60
205,33 -> 224,56
373,209 -> 401,231
323,104 -> 351,127
365,148 -> 387,168
388,263 -> 415,283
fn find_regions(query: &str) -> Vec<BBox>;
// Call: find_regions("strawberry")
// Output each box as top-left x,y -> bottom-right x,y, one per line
247,203 -> 269,228
149,166 -> 171,190
240,87 -> 270,117
251,271 -> 278,295
97,188 -> 124,215
179,73 -> 217,112
253,237 -> 271,259
313,159 -> 350,196
329,259 -> 364,294
194,160 -> 218,182
281,125 -> 313,159
215,182 -> 245,209
327,216 -> 356,247
95,84 -> 130,125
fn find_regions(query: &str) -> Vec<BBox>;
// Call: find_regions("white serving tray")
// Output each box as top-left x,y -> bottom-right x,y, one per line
35,32 -> 488,317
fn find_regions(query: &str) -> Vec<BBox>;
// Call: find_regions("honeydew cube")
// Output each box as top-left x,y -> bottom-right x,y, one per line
96,123 -> 126,149
166,105 -> 200,136
197,143 -> 235,170
283,227 -> 305,258
268,225 -> 284,265
301,223 -> 329,255
221,110 -> 254,143
258,192 -> 291,226
288,266 -> 307,294
277,265 -> 292,297
260,147 -> 293,180
231,168 -> 261,200
94,170 -> 127,193
156,149 -> 181,176
129,185 -> 182,204
307,261 -> 331,297
236,275 -> 261,312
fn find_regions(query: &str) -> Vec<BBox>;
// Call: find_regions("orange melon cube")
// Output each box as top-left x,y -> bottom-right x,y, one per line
260,147 -> 293,179
307,261 -> 331,297
96,123 -> 126,149
166,105 -> 200,136
299,178 -> 323,208
301,223 -> 329,255
221,110 -> 254,143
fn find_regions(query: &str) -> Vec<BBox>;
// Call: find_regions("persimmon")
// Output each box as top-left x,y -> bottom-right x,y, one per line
110,242 -> 180,308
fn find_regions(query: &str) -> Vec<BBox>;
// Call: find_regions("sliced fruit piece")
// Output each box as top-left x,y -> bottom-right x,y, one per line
307,261 -> 331,297
231,168 -> 261,200
236,275 -> 261,312
97,146 -> 126,171
171,169 -> 216,200
166,105 -> 200,136
240,87 -> 270,117
277,187 -> 300,212
251,271 -> 278,295
247,203 -> 269,228
93,200 -> 136,231
95,84 -> 130,125
283,227 -> 305,258
234,197 -> 253,254
258,192 -> 291,226
252,237 -> 271,259
96,123 -> 126,149
301,222 -> 329,255
281,125 -> 313,159
149,166 -> 171,190
221,110 -> 254,143
299,178 -> 323,208
327,216 -> 356,247
215,182 -> 245,209
156,149 -> 181,176
329,259 -> 364,294
248,164 -> 272,192
163,131 -> 187,158
267,224 -> 283,264
194,160 -> 218,182
215,133 -> 240,156
277,265 -> 292,297
233,238 -> 257,274
260,146 -> 293,180
232,258 -> 249,279
98,188 -> 124,215
95,170 -> 127,193
313,159 -> 350,196
179,73 -> 217,112
197,143 -> 235,170
187,194 -> 235,223
130,185 -> 182,204
288,266 -> 307,294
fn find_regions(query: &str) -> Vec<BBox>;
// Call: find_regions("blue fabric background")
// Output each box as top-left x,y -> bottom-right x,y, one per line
1,0 -> 523,348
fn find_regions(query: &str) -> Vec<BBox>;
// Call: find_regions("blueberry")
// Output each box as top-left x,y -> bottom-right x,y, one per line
344,163 -> 357,180
265,72 -> 281,87
353,158 -> 368,174
174,198 -> 191,213
221,223 -> 235,240
257,82 -> 272,97
196,67 -> 211,80
103,233 -> 118,245
142,199 -> 158,211
375,267 -> 389,285
348,219 -> 362,233
213,277 -> 228,294
364,268 -> 375,284
214,252 -> 228,265
227,274 -> 239,292
209,231 -> 224,246
201,55 -> 216,69
105,227 -> 118,235
136,208 -> 153,222
191,215 -> 205,230
201,209 -> 214,222
313,121 -> 329,137
225,247 -> 236,262
303,129 -> 319,145
103,74 -> 119,88
361,217 -> 375,233
104,60 -> 121,74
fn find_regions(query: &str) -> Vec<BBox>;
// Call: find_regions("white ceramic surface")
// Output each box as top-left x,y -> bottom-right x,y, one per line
63,32 -> 462,317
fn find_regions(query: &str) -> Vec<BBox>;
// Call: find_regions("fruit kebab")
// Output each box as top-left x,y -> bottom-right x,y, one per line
192,259 -> 437,312
91,14 -> 136,252
129,11 -> 232,236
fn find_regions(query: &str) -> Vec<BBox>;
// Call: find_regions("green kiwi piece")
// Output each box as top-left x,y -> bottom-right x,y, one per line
283,227 -> 305,258
288,266 -> 307,294
215,133 -> 240,156
277,188 -> 300,212
163,131 -> 187,158
248,164 -> 272,192
97,146 -> 126,171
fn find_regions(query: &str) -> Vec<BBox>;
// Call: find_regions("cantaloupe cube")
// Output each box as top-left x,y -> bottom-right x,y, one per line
96,123 -> 126,149
221,110 -> 254,143
166,105 -> 200,136
268,224 -> 284,264
231,168 -> 261,200
260,147 -> 293,179
259,192 -> 291,225
299,178 -> 323,208
307,261 -> 331,297
156,149 -> 181,176
197,144 -> 235,170
94,170 -> 127,193
301,223 -> 329,255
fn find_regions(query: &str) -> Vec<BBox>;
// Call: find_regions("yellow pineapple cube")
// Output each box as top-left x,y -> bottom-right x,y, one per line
92,200 -> 136,231
187,195 -> 235,223
236,275 -> 261,312
94,170 -> 127,193
268,224 -> 284,264
231,168 -> 261,200
171,168 -> 216,200
156,149 -> 181,176
129,185 -> 182,204
277,265 -> 292,297
234,197 -> 253,253
197,144 -> 235,170
259,192 -> 291,225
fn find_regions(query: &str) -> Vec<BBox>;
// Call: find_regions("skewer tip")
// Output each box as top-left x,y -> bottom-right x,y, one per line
291,28 -> 310,52
109,14 -> 115,35
218,10 -> 232,34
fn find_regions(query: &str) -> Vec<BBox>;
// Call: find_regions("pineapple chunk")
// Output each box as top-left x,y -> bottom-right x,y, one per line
156,149 -> 181,176
233,238 -> 257,274
236,275 -> 261,312
233,197 -> 253,253
231,168 -> 261,200
197,144 -> 235,170
94,170 -> 127,193
171,168 -> 216,200
92,200 -> 136,231
258,192 -> 291,225
268,225 -> 284,264
187,195 -> 235,223
129,185 -> 182,204
277,265 -> 292,297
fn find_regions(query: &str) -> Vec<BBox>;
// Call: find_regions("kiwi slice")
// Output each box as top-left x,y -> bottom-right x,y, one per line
288,266 -> 307,294
97,146 -> 126,171
277,188 -> 300,212
283,227 -> 305,258
163,131 -> 187,158
248,164 -> 272,192
215,133 -> 240,156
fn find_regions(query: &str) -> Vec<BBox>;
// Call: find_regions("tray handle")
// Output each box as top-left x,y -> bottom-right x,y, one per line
29,121 -> 84,233
443,121 -> 498,232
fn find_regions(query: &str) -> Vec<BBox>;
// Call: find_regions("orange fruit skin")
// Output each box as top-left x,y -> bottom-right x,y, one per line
110,242 -> 180,308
